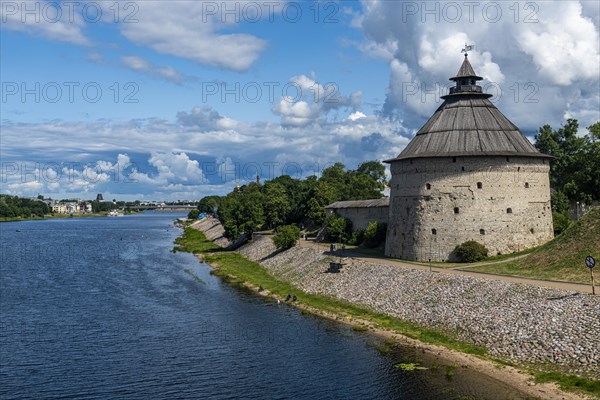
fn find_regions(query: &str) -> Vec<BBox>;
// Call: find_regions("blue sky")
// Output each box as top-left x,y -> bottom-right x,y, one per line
1,1 -> 599,200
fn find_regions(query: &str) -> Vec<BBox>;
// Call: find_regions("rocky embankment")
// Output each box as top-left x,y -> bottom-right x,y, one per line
189,217 -> 246,249
196,222 -> 600,379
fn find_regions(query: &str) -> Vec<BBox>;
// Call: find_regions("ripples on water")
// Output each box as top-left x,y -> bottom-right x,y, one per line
0,213 -> 532,399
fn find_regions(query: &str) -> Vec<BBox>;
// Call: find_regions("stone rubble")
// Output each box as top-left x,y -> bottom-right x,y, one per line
237,235 -> 600,379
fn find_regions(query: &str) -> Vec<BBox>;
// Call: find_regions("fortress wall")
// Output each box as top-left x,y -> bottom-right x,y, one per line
385,156 -> 554,261
326,205 -> 389,231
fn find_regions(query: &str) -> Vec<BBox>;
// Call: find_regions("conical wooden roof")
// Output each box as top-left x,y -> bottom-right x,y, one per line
452,54 -> 481,80
387,56 -> 550,161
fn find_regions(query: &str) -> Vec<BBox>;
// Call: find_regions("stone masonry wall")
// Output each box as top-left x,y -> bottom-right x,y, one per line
386,156 -> 554,261
326,206 -> 389,231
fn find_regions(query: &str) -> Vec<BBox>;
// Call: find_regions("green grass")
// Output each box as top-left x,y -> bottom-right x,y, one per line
176,228 -> 487,356
469,208 -> 600,283
345,244 -> 537,269
174,227 -> 221,254
175,226 -> 600,399
533,371 -> 600,398
395,363 -> 428,371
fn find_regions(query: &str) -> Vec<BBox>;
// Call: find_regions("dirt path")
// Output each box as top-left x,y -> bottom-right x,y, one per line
298,239 -> 595,294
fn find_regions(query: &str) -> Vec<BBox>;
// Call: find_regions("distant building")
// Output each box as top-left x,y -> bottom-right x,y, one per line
51,203 -> 67,214
96,193 -> 104,201
81,202 -> 93,213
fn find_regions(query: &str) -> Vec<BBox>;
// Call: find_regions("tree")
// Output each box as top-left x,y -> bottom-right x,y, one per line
188,209 -> 199,219
0,195 -> 50,218
356,160 -> 386,184
272,225 -> 300,249
535,119 -> 600,203
263,182 -> 290,228
551,191 -> 570,215
198,196 -> 220,214
211,160 -> 388,237
363,222 -> 387,248
346,173 -> 383,200
306,197 -> 326,226
552,212 -> 571,235
325,215 -> 352,242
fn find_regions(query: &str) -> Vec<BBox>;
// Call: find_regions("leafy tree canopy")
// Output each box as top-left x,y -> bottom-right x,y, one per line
197,160 -> 387,238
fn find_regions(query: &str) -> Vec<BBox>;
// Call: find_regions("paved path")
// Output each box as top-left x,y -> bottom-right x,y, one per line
298,239 -> 595,294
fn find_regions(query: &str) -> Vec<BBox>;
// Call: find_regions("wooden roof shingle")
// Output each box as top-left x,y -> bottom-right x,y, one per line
387,57 -> 550,162
325,198 -> 390,209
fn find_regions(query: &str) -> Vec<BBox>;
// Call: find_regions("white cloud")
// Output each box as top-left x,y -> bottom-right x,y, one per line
121,55 -> 186,83
119,2 -> 272,71
0,1 -> 90,45
176,106 -> 238,130
516,2 -> 600,85
1,105 -> 408,198
355,0 -> 600,132
122,55 -> 151,71
272,74 -> 363,126
348,111 -> 367,121
6,180 -> 43,194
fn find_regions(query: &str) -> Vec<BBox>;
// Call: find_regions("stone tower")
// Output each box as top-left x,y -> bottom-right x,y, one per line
385,54 -> 554,262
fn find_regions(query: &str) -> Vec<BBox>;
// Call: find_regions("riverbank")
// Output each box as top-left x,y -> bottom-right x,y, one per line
0,211 -> 141,223
177,223 -> 600,399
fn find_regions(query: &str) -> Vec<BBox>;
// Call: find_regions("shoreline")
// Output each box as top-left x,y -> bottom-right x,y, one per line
200,262 -> 586,400
0,211 -> 141,223
176,225 -> 598,399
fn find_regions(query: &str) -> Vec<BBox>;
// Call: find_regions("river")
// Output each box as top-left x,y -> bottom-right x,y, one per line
0,212 -> 533,399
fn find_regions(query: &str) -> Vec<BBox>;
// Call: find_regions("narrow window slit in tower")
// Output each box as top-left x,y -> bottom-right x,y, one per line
480,229 -> 485,235
477,182 -> 482,189
454,207 -> 459,214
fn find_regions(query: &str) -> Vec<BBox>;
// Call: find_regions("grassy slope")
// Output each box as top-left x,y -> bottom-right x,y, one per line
470,208 -> 600,283
174,228 -> 485,356
175,227 -> 600,398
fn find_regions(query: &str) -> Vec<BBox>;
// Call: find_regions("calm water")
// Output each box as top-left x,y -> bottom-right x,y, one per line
0,213 -> 532,399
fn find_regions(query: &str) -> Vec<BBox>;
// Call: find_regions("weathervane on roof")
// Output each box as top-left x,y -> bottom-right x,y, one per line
461,43 -> 474,56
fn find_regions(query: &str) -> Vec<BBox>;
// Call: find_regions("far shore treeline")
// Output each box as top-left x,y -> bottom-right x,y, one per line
0,196 -> 125,220
196,119 -> 599,240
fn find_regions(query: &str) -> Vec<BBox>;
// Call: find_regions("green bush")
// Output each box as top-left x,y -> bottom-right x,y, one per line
325,215 -> 352,242
272,225 -> 301,249
552,211 -> 571,235
453,241 -> 488,262
188,209 -> 200,219
348,230 -> 365,246
363,222 -> 387,248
